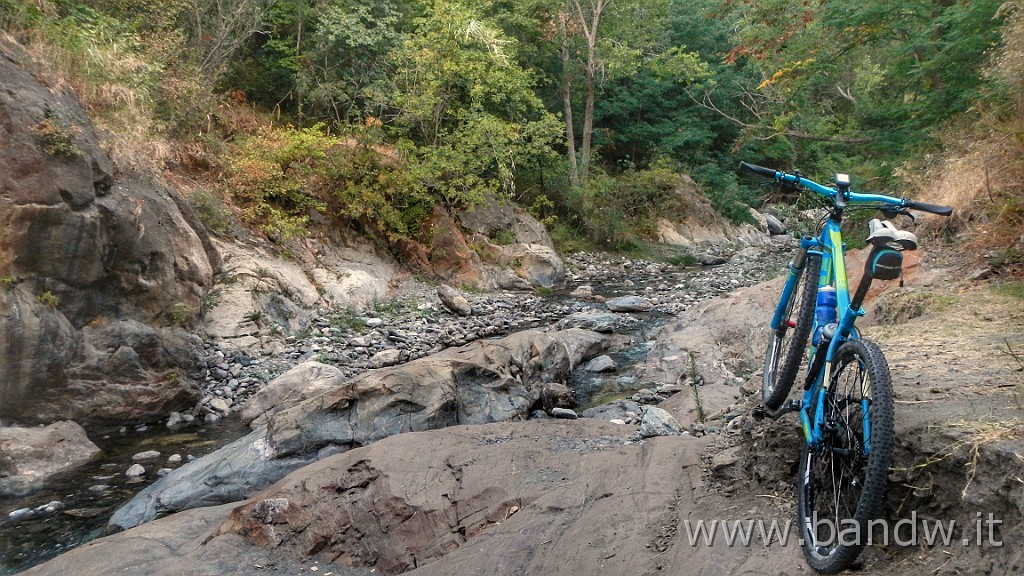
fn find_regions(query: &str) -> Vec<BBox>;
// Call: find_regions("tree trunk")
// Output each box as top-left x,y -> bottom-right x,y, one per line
571,0 -> 611,184
580,38 -> 596,182
559,15 -> 579,187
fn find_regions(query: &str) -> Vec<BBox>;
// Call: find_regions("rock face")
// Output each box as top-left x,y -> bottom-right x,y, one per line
203,236 -> 397,350
655,176 -> 769,248
109,328 -> 608,530
642,278 -> 782,430
410,204 -> 565,291
219,421 -> 696,576
0,37 -> 216,424
0,421 -> 102,496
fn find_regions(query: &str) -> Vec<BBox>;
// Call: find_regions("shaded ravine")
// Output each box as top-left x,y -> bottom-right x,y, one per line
0,241 -> 793,574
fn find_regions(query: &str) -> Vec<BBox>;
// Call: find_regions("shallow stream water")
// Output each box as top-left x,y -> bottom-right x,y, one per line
0,418 -> 250,574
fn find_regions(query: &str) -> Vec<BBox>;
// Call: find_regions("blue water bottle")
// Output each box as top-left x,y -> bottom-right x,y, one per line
812,285 -> 837,346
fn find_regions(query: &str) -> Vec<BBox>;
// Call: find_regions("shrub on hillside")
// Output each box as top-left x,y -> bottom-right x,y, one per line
224,125 -> 437,244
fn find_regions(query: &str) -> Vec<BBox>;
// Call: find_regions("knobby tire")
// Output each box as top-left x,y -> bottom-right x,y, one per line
762,251 -> 821,409
796,339 -> 894,574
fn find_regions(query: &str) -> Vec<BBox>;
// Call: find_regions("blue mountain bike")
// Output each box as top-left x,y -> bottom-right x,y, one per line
740,161 -> 952,573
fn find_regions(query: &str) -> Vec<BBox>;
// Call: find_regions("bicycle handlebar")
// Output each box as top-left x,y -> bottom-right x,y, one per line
738,161 -> 953,216
738,161 -> 777,178
903,199 -> 953,216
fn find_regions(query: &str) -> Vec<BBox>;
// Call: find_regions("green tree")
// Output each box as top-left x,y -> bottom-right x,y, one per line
298,0 -> 405,125
716,0 -> 1007,176
383,0 -> 560,205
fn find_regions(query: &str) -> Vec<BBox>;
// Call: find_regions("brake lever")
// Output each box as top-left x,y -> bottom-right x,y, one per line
881,208 -> 916,223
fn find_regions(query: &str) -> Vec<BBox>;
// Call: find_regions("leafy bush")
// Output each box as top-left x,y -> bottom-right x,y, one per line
224,125 -> 436,243
690,163 -> 757,225
36,290 -> 59,308
613,161 -> 689,233
33,111 -> 81,156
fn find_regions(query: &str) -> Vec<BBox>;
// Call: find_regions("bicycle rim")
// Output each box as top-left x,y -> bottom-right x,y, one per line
797,339 -> 894,574
762,251 -> 821,409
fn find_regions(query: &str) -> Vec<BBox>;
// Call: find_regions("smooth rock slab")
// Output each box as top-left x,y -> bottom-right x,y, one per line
24,421 -> 740,576
109,328 -> 608,531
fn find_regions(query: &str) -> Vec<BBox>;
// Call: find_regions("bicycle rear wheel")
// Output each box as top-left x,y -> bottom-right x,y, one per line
762,251 -> 820,409
796,339 -> 894,574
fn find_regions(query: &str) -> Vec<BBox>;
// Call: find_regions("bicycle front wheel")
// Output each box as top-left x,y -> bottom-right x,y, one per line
796,339 -> 894,574
762,251 -> 820,409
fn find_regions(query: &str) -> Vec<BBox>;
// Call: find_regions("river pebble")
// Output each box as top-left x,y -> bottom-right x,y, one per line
131,450 -> 160,462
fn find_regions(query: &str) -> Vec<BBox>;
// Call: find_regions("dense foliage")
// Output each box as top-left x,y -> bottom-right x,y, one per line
1,0 -> 1016,251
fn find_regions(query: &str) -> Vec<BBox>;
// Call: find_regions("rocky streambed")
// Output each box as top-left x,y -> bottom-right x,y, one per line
0,240 -> 793,573
192,245 -> 790,421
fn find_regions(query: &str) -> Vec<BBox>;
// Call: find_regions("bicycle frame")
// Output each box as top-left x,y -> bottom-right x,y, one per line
764,174 -> 905,451
798,226 -> 865,451
743,160 -> 952,573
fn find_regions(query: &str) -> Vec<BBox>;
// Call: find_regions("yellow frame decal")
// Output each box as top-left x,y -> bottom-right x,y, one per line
829,228 -> 847,292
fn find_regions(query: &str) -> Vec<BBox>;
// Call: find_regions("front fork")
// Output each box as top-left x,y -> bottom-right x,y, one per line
769,245 -> 810,331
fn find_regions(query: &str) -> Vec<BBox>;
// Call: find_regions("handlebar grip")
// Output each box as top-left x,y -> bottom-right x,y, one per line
738,161 -> 778,178
904,200 -> 953,216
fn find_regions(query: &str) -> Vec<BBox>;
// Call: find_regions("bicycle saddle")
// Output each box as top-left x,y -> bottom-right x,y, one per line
867,219 -> 918,250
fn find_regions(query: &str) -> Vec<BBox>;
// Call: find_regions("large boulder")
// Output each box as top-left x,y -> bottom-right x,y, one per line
109,328 -> 608,530
0,36 -> 216,424
25,420 -> 730,576
0,421 -> 101,496
238,361 -> 347,428
495,243 -> 565,289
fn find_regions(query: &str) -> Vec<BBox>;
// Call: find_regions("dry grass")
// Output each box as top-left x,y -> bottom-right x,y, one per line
899,7 -> 1024,271
910,132 -> 1024,243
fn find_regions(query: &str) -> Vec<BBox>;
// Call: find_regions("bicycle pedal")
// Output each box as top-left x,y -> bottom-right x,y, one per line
752,405 -> 767,420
